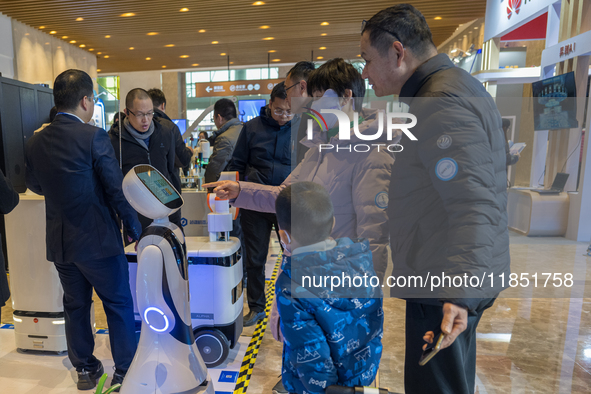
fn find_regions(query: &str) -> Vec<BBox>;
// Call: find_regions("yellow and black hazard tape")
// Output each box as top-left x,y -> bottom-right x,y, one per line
234,253 -> 282,394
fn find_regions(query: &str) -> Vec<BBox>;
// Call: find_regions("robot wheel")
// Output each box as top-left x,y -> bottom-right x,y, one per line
194,328 -> 230,368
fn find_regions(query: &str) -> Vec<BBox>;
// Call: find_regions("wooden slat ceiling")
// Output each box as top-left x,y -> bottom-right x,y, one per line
0,0 -> 487,73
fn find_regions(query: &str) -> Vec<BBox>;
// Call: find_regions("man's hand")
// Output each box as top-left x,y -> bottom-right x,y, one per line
422,303 -> 468,351
201,180 -> 240,199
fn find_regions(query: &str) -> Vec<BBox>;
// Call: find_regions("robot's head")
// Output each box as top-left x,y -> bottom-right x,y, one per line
123,165 -> 183,220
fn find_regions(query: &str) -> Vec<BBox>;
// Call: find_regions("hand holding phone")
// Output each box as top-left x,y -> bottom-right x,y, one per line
419,329 -> 445,366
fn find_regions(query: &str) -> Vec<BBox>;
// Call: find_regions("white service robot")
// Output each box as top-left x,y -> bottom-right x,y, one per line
120,164 -> 214,394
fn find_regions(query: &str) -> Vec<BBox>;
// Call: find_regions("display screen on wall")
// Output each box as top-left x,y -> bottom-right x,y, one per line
238,99 -> 266,123
172,119 -> 187,135
532,71 -> 578,131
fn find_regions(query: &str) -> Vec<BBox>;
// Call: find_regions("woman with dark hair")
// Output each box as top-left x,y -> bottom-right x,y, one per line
205,58 -> 393,281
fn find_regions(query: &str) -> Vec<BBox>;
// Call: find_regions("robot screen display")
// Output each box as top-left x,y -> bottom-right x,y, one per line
137,170 -> 180,206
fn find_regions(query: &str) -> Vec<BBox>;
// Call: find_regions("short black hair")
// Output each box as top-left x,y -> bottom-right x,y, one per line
214,98 -> 237,121
275,182 -> 334,246
307,58 -> 366,111
126,88 -> 152,109
362,4 -> 436,58
147,88 -> 166,108
49,106 -> 58,122
53,69 -> 93,112
287,61 -> 316,82
270,81 -> 287,102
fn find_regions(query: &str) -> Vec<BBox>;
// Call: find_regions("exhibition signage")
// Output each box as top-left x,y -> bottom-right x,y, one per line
484,0 -> 559,42
540,29 -> 591,70
195,78 -> 283,97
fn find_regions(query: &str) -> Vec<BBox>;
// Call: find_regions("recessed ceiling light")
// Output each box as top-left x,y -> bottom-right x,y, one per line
230,61 -> 234,64
220,53 -> 226,56
268,50 -> 276,53
89,48 -> 94,51
39,26 -> 46,29
76,17 -> 84,21
199,29 -> 206,33
129,47 -> 135,50
105,35 -> 111,38
162,65 -> 167,68
79,44 -> 86,48
474,26 -> 479,29
62,36 -> 68,39
319,47 -> 326,50
434,16 -> 442,20
165,44 -> 175,47
120,13 -> 136,17
97,69 -> 101,72
180,55 -> 189,58
253,1 -> 265,5
104,55 -> 110,58
272,58 -> 280,62
97,52 -> 102,55
321,33 -> 327,36
263,37 -> 274,40
260,25 -> 270,29
69,40 -> 76,44
357,54 -> 361,57
180,8 -> 189,12
49,31 -> 57,34
146,57 -> 151,60
147,32 -> 159,36
320,22 -> 329,26
212,41 -> 219,44
317,56 -> 325,60
192,63 -> 199,66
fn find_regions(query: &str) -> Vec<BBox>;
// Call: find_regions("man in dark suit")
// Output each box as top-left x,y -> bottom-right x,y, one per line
25,69 -> 142,391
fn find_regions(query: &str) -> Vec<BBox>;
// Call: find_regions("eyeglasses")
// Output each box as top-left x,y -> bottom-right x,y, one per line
127,108 -> 154,119
86,95 -> 97,104
361,20 -> 403,46
285,81 -> 300,92
273,108 -> 294,118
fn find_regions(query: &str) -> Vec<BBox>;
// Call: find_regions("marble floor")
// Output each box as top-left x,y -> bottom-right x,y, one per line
2,231 -> 591,393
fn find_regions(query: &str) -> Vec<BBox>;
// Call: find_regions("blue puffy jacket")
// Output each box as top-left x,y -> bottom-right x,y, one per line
276,238 -> 383,394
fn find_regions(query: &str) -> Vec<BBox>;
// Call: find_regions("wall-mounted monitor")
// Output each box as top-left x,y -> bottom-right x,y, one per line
238,99 -> 266,123
532,71 -> 578,131
172,119 -> 187,135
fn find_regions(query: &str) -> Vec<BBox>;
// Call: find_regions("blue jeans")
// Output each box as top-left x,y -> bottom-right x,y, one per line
54,254 -> 137,372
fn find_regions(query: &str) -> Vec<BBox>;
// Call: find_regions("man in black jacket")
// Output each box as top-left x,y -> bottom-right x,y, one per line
147,88 -> 194,182
109,88 -> 181,231
228,82 -> 292,326
0,169 -> 18,314
26,69 -> 142,390
361,5 -> 510,394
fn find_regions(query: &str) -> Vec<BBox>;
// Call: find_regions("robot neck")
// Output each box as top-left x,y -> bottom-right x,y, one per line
153,217 -> 170,226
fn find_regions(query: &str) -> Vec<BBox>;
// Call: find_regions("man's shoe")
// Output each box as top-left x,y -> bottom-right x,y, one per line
243,310 -> 266,327
109,370 -> 126,392
77,362 -> 104,390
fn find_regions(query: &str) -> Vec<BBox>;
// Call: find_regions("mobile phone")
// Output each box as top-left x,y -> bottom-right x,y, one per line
418,331 -> 445,366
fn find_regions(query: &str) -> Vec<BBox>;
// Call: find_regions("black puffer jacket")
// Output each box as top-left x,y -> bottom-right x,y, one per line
388,54 -> 510,311
109,116 -> 181,229
228,106 -> 292,186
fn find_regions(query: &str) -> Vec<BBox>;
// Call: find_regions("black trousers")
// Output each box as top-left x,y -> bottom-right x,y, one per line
240,209 -> 280,313
54,254 -> 137,373
404,299 -> 495,394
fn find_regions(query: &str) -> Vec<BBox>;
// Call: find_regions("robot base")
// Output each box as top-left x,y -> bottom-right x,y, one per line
12,311 -> 67,353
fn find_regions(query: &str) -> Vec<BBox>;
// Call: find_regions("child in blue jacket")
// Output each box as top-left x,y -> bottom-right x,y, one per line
275,182 -> 384,394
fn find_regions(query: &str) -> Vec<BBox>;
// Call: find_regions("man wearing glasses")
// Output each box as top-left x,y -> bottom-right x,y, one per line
25,69 -> 142,390
109,88 -> 180,231
284,61 -> 316,166
361,4 -> 509,394
227,82 -> 293,327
